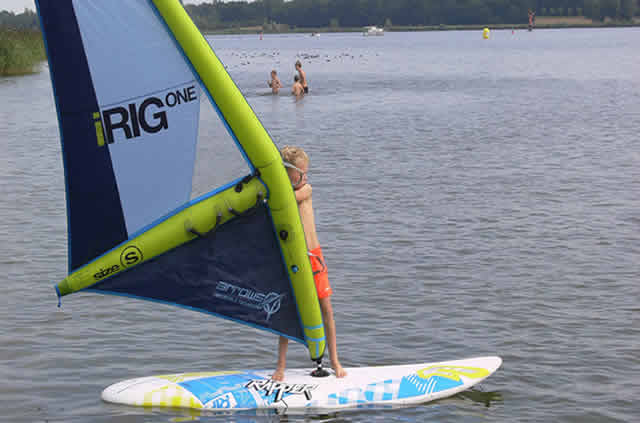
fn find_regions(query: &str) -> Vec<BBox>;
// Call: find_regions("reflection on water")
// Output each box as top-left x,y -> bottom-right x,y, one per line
455,388 -> 503,408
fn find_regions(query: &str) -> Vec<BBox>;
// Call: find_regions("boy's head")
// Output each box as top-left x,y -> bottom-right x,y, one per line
295,60 -> 302,69
281,146 -> 308,189
294,75 -> 300,82
271,70 -> 277,77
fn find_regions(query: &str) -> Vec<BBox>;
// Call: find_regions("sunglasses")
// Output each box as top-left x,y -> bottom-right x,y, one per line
283,161 -> 308,187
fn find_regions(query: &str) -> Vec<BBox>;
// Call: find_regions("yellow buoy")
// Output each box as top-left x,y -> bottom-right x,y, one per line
483,27 -> 490,39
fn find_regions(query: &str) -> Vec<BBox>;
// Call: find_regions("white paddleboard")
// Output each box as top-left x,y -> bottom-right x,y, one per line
101,356 -> 501,411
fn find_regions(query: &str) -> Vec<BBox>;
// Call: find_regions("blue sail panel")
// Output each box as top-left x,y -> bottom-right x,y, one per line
37,0 -> 127,270
89,204 -> 304,342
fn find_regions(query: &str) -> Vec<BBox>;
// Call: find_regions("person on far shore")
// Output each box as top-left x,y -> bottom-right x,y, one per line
292,75 -> 304,97
295,60 -> 308,93
268,69 -> 282,94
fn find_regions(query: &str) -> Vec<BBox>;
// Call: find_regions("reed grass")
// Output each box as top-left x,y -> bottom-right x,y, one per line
0,28 -> 45,76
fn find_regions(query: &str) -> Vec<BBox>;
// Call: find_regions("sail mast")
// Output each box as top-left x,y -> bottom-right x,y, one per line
149,0 -> 325,361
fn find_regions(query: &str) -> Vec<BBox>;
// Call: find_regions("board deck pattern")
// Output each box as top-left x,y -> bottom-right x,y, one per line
102,356 -> 501,411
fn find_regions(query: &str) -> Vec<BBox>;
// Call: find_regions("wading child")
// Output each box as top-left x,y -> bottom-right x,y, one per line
295,60 -> 308,93
271,146 -> 346,381
292,75 -> 304,97
268,69 -> 282,94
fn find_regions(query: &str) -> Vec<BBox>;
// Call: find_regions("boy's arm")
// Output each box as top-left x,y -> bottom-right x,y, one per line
294,184 -> 312,203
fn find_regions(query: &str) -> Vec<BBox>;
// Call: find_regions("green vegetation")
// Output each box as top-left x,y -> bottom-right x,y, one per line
183,0 -> 640,32
0,28 -> 45,76
1,9 -> 44,76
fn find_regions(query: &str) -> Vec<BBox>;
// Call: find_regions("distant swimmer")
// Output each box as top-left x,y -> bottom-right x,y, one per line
292,75 -> 304,97
528,9 -> 535,31
268,70 -> 282,94
295,60 -> 308,94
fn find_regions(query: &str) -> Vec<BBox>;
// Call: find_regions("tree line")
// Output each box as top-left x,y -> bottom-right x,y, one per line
0,9 -> 40,29
1,2 -> 637,32
182,0 -> 639,31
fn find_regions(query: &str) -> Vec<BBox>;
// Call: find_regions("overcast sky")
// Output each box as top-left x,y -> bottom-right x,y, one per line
2,1 -> 235,14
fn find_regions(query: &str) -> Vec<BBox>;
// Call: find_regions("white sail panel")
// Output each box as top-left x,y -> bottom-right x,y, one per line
73,0 -> 199,235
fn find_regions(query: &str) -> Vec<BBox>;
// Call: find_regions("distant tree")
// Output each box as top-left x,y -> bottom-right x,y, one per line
599,0 -> 619,19
584,0 -> 594,17
592,0 -> 603,20
0,9 -> 39,29
620,0 -> 636,18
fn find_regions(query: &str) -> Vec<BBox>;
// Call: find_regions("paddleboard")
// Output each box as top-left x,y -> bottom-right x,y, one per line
102,356 -> 501,411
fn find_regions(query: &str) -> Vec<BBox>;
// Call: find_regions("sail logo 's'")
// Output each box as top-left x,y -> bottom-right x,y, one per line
215,281 -> 284,321
245,379 -> 317,402
120,245 -> 143,267
94,85 -> 198,146
92,244 -> 144,281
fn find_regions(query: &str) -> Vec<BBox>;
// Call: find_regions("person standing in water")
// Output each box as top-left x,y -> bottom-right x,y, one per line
528,9 -> 535,31
295,60 -> 308,94
268,70 -> 282,94
292,75 -> 304,97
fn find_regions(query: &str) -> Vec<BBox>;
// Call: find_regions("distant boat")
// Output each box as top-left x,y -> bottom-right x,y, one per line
363,26 -> 384,36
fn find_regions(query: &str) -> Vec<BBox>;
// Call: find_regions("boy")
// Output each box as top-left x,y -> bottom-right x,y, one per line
272,146 -> 346,381
295,60 -> 308,93
267,69 -> 282,94
292,75 -> 304,97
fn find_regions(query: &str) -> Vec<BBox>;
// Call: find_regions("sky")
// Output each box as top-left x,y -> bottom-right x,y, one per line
1,1 -> 242,14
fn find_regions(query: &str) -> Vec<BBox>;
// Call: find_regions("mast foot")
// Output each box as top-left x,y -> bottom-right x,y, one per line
310,359 -> 330,377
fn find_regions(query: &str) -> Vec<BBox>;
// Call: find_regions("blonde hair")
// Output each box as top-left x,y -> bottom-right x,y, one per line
281,145 -> 309,166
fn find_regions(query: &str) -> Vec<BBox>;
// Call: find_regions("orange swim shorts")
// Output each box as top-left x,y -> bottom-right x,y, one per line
309,246 -> 332,299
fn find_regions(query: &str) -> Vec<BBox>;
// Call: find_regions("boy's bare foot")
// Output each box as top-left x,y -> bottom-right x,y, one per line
333,362 -> 347,378
271,368 -> 285,381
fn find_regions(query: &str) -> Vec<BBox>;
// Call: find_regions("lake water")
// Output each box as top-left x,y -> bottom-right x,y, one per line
1,28 -> 639,422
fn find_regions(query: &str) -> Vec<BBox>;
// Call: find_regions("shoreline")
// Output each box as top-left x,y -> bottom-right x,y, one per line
2,17 -> 638,76
203,17 -> 640,35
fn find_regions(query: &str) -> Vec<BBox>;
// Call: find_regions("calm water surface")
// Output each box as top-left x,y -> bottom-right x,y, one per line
1,28 -> 639,422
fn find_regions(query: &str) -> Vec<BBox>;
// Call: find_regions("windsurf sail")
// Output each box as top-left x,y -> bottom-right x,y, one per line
36,0 -> 326,361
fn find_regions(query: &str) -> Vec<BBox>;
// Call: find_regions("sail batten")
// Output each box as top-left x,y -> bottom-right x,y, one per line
39,0 -> 326,361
